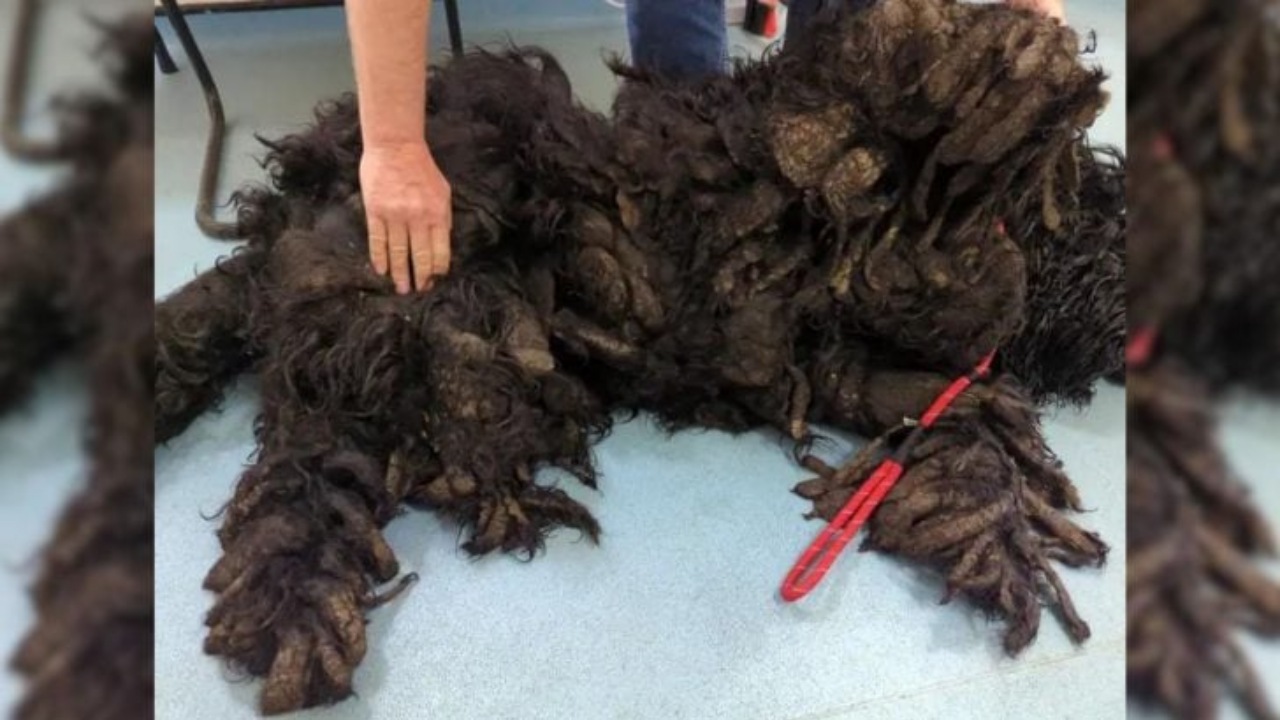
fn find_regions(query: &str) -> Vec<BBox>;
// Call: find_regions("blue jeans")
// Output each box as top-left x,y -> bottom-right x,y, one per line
626,0 -> 869,80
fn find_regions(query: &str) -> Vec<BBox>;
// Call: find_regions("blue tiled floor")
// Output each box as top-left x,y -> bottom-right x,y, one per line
151,3 -> 1133,719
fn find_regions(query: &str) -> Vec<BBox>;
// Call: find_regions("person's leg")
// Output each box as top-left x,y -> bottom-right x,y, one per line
626,0 -> 727,81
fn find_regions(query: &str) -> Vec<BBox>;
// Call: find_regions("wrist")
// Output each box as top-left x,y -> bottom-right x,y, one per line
362,138 -> 435,169
363,137 -> 428,154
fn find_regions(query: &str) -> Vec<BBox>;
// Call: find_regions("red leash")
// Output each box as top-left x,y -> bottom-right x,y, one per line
1126,327 -> 1157,368
780,350 -> 996,602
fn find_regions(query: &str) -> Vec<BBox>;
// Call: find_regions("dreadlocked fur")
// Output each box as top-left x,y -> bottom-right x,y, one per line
156,0 -> 1124,713
1128,1 -> 1280,718
0,15 -> 154,720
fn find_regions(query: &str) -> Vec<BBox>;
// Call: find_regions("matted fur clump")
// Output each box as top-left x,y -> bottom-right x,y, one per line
156,0 -> 1124,713
0,15 -> 154,720
1128,0 -> 1280,718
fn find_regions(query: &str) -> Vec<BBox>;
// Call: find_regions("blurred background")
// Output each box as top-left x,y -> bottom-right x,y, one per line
0,0 -> 138,715
1127,1 -> 1280,718
1223,401 -> 1280,718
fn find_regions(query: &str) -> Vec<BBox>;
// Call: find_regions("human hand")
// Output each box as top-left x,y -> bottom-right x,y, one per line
1006,0 -> 1065,23
359,140 -> 452,293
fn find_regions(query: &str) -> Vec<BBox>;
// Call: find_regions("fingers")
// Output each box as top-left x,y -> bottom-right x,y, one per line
373,214 -> 450,294
388,220 -> 411,294
410,217 -> 451,293
367,217 -> 389,276
410,219 -> 434,292
430,221 -> 452,281
359,143 -> 452,293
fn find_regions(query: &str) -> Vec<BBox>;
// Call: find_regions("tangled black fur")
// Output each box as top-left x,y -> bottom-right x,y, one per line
0,15 -> 154,720
156,0 -> 1125,713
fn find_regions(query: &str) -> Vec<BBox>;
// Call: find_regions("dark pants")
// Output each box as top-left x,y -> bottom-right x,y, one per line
626,0 -> 871,81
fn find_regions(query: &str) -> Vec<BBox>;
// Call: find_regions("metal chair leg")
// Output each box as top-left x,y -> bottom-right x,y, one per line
443,0 -> 463,58
158,0 -> 240,240
155,26 -> 179,75
2,0 -> 64,162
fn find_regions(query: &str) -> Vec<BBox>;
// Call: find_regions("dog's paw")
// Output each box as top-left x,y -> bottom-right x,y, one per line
203,465 -> 408,714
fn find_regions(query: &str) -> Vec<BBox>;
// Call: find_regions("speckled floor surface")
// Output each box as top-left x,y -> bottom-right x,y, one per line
149,2 -> 1135,719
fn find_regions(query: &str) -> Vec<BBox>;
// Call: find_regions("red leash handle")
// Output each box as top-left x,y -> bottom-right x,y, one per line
779,459 -> 903,602
779,350 -> 996,603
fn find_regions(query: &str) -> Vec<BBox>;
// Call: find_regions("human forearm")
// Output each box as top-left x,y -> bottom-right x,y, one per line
345,0 -> 431,148
345,0 -> 452,294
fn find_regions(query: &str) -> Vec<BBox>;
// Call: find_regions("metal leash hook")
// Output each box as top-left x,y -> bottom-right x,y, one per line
2,0 -> 68,162
158,0 -> 241,239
